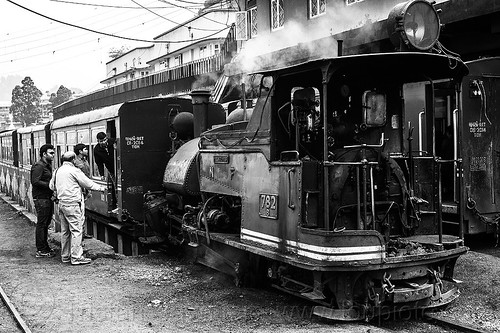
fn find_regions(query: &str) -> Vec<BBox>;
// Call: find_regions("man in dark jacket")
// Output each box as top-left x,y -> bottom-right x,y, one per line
93,132 -> 117,210
93,132 -> 114,177
30,144 -> 55,258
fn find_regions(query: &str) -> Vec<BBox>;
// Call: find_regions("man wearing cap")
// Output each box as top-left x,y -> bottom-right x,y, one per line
50,151 -> 106,265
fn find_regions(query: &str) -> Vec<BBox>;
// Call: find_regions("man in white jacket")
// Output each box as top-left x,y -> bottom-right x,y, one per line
50,151 -> 106,265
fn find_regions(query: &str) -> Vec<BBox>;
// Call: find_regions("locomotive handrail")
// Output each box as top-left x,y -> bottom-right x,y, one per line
287,168 -> 296,210
343,133 -> 386,149
435,158 -> 462,163
324,161 -> 378,166
331,200 -> 402,231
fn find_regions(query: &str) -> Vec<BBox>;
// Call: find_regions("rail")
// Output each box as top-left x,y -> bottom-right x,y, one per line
0,284 -> 32,333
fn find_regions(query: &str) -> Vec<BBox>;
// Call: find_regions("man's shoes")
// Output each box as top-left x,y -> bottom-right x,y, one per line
61,257 -> 71,263
36,250 -> 55,258
83,234 -> 92,239
71,257 -> 91,265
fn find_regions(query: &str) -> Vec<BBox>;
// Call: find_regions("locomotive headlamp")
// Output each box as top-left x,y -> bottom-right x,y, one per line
388,0 -> 441,51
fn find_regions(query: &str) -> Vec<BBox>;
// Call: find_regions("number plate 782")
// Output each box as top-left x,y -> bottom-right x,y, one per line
259,194 -> 278,219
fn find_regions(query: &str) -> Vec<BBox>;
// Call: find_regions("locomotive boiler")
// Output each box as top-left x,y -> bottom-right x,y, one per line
144,2 -> 470,320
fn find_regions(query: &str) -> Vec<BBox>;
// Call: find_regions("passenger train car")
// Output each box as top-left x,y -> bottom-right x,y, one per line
0,130 -> 18,200
143,0 -> 469,321
0,97 -> 225,255
455,57 -> 500,237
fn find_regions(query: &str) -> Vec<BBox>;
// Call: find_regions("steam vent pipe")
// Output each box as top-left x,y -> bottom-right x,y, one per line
190,89 -> 211,137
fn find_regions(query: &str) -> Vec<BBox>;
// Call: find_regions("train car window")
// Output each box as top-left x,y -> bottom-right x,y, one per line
77,130 -> 89,144
66,131 -> 77,145
8,138 -> 13,161
261,75 -> 273,91
91,127 -> 106,178
22,136 -> 30,166
56,146 -> 62,167
362,90 -> 386,127
55,132 -> 64,145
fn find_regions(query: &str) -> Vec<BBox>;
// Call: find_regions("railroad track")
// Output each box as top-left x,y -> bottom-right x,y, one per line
423,313 -> 493,333
0,284 -> 32,333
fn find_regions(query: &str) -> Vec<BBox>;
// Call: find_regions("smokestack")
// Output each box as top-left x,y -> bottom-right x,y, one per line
190,89 -> 211,137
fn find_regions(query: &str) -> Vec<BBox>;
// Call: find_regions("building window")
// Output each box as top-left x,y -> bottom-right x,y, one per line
271,0 -> 284,31
310,0 -> 326,18
174,54 -> 182,67
346,0 -> 363,5
249,6 -> 258,37
235,11 -> 248,40
200,46 -> 207,58
214,44 -> 220,55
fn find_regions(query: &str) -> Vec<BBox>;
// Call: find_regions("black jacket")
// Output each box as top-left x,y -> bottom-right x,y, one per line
93,140 -> 115,176
31,159 -> 53,199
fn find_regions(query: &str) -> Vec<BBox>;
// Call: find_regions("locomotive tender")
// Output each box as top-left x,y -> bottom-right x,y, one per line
144,0 -> 469,321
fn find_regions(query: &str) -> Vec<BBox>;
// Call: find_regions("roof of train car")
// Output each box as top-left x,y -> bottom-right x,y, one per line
51,96 -> 194,130
466,56 -> 500,75
17,123 -> 49,134
51,103 -> 123,130
252,52 -> 469,82
0,130 -> 15,137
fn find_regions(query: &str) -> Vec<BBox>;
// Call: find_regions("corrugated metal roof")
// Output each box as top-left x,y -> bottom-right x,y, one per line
51,103 -> 123,130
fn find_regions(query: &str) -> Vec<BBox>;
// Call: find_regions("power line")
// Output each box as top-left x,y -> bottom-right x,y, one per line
1,7 -> 187,52
159,0 -> 236,26
49,0 -> 197,9
5,0 -> 228,43
130,0 -> 227,31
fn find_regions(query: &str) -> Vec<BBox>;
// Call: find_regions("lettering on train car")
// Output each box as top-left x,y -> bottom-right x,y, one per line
214,155 -> 229,164
125,136 -> 144,149
126,186 -> 143,195
468,121 -> 487,137
470,156 -> 487,172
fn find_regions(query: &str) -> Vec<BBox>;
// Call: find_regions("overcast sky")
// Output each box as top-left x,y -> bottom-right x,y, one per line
0,0 -> 197,95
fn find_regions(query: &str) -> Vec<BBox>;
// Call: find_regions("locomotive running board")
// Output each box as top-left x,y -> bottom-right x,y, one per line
312,306 -> 364,321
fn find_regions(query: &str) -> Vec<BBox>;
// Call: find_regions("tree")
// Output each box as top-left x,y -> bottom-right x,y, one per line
49,85 -> 73,107
10,77 -> 42,125
108,46 -> 130,59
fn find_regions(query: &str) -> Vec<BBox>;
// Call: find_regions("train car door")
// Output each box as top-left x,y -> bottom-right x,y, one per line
119,98 -> 193,223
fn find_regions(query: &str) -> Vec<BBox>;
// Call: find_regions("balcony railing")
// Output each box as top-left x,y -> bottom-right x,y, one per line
53,25 -> 237,118
111,54 -> 226,93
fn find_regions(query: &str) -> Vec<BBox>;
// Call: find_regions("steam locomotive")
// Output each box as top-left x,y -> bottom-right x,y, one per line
0,0 -> 472,320
143,0 -> 469,320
